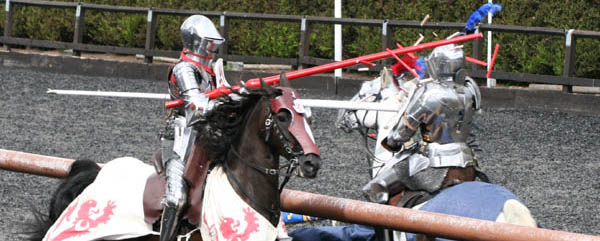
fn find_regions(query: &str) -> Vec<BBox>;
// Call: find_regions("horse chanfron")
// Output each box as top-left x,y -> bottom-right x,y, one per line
270,86 -> 321,178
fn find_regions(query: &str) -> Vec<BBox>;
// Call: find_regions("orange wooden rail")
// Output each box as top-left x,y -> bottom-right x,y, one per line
1,149 -> 599,241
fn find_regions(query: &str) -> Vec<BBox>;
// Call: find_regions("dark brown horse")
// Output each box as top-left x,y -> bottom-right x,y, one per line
29,83 -> 321,241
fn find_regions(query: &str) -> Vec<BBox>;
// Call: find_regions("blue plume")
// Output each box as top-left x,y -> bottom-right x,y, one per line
465,3 -> 502,32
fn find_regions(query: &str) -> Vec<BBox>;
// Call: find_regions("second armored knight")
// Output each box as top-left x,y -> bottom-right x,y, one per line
362,43 -> 484,205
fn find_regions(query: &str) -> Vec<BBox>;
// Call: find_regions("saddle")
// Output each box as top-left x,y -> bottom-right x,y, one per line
143,144 -> 212,227
389,166 -> 489,208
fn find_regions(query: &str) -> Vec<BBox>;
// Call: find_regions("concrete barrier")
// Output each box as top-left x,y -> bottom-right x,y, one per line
1,50 -> 599,115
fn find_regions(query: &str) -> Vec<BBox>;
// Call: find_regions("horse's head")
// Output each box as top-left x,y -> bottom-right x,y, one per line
197,77 -> 321,179
269,86 -> 321,178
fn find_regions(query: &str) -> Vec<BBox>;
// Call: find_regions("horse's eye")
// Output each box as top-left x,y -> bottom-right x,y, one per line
278,115 -> 289,122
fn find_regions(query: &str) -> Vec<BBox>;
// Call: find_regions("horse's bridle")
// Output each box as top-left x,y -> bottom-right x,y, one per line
222,96 -> 305,223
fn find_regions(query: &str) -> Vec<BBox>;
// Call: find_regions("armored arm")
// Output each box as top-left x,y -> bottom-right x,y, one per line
335,78 -> 383,131
335,94 -> 379,132
383,87 -> 436,151
172,62 -> 216,126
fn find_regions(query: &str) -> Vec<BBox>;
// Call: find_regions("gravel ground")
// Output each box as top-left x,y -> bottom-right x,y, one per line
0,66 -> 599,240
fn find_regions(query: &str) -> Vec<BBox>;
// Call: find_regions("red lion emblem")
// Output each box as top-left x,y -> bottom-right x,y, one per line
45,198 -> 117,241
218,207 -> 260,241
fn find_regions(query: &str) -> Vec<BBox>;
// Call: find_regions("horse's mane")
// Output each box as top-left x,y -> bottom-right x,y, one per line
196,84 -> 281,162
26,159 -> 101,241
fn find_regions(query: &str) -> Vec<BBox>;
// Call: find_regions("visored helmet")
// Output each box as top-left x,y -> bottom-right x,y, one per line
180,15 -> 225,65
425,44 -> 465,80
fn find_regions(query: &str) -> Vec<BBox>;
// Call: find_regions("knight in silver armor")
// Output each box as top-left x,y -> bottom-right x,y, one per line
362,44 -> 482,204
158,15 -> 224,241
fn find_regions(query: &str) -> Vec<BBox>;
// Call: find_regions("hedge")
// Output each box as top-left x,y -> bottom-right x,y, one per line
2,0 -> 599,78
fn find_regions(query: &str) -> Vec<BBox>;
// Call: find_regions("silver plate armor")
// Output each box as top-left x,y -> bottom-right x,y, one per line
159,15 -> 225,241
172,62 -> 214,126
387,80 -> 476,146
180,15 -> 225,66
363,44 -> 481,203
426,44 -> 464,80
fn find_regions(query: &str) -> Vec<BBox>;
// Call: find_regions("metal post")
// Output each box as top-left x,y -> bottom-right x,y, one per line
334,0 -> 342,80
486,0 -> 496,88
219,12 -> 228,58
562,29 -> 576,93
298,16 -> 311,70
72,3 -> 85,57
0,149 -> 77,178
4,0 -> 13,51
144,8 -> 157,64
280,189 -> 600,241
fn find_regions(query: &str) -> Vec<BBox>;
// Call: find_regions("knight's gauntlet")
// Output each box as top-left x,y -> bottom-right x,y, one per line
335,110 -> 360,133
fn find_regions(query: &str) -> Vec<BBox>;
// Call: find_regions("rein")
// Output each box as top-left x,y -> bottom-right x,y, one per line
223,159 -> 280,221
347,108 -> 387,178
221,96 -> 301,223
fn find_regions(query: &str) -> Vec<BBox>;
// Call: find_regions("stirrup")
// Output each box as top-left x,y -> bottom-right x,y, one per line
177,228 -> 201,241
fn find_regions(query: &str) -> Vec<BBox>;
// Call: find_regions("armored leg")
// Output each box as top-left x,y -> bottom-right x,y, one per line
160,116 -> 197,241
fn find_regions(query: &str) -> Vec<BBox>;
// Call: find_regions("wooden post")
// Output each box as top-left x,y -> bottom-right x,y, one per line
381,20 -> 392,66
72,3 -> 85,57
144,8 -> 157,64
219,12 -> 228,58
472,28 -> 484,71
4,0 -> 13,51
562,29 -> 576,93
298,16 -> 311,70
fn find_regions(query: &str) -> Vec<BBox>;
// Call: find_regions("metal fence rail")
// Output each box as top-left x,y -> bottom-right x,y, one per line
2,149 -> 600,241
2,0 -> 599,92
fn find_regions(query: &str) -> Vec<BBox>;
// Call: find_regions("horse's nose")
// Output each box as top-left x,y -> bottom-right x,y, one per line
298,154 -> 321,178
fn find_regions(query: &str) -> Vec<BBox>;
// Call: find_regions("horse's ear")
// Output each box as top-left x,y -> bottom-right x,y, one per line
259,78 -> 269,91
258,77 -> 280,97
258,78 -> 270,94
279,73 -> 292,87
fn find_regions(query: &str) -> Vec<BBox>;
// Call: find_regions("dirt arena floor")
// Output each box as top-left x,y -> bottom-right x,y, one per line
1,66 -> 599,240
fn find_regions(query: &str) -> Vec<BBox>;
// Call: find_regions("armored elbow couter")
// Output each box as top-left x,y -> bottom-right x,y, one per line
362,165 -> 405,204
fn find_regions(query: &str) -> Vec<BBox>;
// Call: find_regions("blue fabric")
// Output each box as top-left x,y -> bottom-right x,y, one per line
289,224 -> 375,241
281,211 -> 320,224
288,182 -> 524,241
415,56 -> 426,78
465,3 -> 502,32
406,181 -> 520,241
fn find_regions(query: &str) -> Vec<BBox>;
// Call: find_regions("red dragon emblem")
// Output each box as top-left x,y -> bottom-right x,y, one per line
45,198 -> 117,241
218,207 -> 260,241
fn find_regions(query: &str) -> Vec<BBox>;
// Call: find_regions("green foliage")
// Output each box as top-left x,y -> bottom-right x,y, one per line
6,0 -> 600,79
309,25 -> 333,58
85,11 -> 147,47
12,6 -> 74,42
